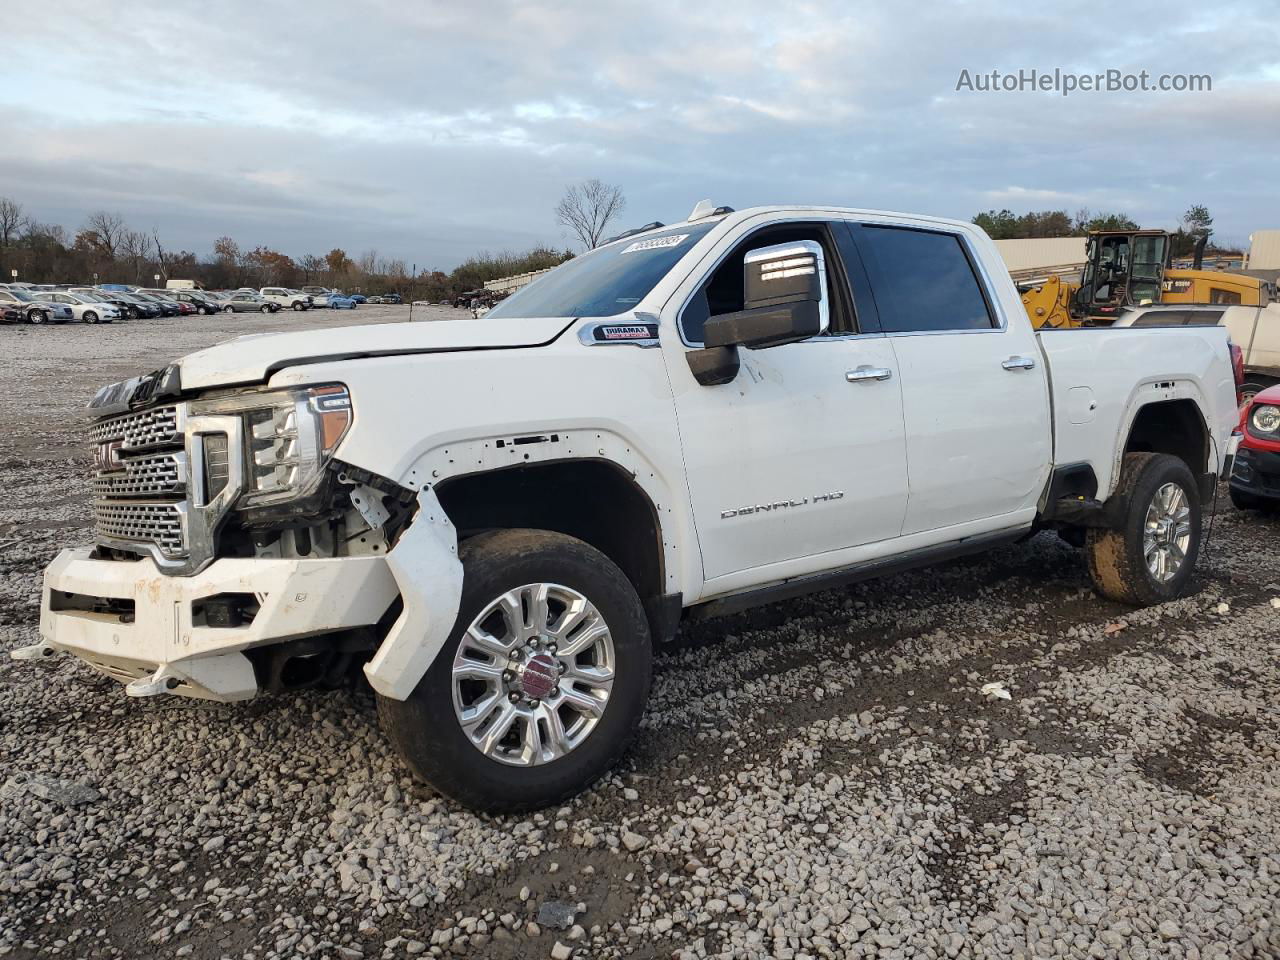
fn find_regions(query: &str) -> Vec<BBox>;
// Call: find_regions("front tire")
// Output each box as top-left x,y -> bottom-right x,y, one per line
292,301 -> 305,311
1087,453 -> 1201,605
377,529 -> 652,813
28,309 -> 47,325
83,310 -> 99,324
260,304 -> 272,313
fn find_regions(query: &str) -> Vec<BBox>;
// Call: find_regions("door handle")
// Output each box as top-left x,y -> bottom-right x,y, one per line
846,366 -> 893,383
1002,356 -> 1036,371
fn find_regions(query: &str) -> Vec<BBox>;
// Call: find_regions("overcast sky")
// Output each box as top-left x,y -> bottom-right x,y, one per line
1,0 -> 1276,268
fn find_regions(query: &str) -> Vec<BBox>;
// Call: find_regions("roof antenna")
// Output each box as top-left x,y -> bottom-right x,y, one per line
688,199 -> 716,221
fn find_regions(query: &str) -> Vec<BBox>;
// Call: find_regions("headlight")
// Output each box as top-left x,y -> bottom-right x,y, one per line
1251,404 -> 1280,435
193,384 -> 352,510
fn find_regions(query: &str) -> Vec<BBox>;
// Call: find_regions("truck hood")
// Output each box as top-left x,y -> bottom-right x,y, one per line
177,316 -> 576,389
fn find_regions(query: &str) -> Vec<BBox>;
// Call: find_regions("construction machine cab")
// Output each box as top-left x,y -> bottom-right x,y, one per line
1074,230 -> 1169,321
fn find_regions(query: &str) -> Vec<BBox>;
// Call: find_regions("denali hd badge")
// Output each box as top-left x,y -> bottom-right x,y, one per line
721,491 -> 844,519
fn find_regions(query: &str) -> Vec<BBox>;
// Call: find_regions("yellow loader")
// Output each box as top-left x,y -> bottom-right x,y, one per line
1018,230 -> 1271,328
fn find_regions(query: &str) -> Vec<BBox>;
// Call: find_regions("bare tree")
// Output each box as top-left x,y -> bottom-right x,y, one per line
84,211 -> 127,260
555,179 -> 626,249
153,228 -> 170,282
299,254 -> 325,283
0,198 -> 28,275
121,230 -> 151,284
0,197 -> 27,248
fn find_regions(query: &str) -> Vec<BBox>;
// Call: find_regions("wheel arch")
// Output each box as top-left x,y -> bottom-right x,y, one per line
1118,397 -> 1212,497
432,456 -> 680,643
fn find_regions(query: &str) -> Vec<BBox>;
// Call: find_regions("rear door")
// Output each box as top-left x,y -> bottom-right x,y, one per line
849,222 -> 1051,536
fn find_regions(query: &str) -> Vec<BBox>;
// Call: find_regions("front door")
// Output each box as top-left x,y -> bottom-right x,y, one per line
665,219 -> 910,583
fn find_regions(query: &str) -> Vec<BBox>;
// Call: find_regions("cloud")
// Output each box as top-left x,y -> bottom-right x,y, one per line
0,0 -> 1276,265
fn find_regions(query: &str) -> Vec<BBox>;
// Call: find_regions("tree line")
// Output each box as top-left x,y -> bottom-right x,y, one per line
972,204 -> 1223,257
0,196 -> 574,301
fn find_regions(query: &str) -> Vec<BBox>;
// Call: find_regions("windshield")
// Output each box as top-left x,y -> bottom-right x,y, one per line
10,290 -> 37,302
486,223 -> 717,319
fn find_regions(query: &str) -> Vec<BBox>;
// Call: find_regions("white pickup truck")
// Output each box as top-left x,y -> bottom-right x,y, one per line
20,203 -> 1239,812
259,287 -> 312,311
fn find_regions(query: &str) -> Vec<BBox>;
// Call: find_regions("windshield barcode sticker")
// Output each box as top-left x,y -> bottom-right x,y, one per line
621,234 -> 688,254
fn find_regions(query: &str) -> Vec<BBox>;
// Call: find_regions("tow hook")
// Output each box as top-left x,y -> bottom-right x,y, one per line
125,668 -> 184,698
10,642 -> 58,662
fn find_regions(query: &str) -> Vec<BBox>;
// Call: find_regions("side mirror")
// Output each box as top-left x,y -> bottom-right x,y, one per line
703,241 -> 829,349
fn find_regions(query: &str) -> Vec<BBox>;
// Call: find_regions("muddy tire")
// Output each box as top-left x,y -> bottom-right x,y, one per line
1086,453 -> 1201,605
377,529 -> 652,814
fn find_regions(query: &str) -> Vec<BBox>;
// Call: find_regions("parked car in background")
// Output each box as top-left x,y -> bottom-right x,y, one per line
220,292 -> 279,313
366,295 -> 384,304
349,294 -> 368,304
69,289 -> 159,320
1229,385 -> 1280,511
131,292 -> 182,317
141,289 -> 220,315
0,288 -> 74,324
382,293 -> 403,304
260,287 -> 312,311
43,291 -> 121,324
328,293 -> 358,310
301,286 -> 339,305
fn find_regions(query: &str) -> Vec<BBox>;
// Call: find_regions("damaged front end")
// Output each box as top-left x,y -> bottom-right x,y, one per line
21,373 -> 463,702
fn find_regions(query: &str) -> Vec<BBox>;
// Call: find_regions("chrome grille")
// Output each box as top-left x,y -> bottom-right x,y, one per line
90,405 -> 181,451
92,452 -> 186,499
91,403 -> 189,561
93,501 -> 185,557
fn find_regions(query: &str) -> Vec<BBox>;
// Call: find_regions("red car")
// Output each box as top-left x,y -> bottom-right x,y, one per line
1229,383 -> 1280,511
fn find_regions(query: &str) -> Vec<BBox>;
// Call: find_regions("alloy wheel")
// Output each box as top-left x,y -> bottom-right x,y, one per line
451,582 -> 615,767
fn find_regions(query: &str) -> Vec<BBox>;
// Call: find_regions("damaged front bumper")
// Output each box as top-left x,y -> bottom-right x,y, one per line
21,491 -> 464,702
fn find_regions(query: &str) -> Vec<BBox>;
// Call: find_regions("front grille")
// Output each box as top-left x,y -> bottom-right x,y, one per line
92,452 -> 186,499
90,405 -> 181,451
93,501 -> 185,557
91,404 -> 188,560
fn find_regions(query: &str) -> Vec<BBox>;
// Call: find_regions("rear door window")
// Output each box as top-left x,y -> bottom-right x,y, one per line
853,225 -> 996,333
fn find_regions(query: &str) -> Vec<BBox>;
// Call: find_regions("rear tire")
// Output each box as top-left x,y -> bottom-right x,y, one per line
1087,453 -> 1201,605
224,305 -> 235,313
377,529 -> 652,813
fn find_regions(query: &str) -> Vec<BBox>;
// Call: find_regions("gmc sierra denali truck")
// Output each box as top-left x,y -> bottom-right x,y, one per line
17,203 -> 1238,812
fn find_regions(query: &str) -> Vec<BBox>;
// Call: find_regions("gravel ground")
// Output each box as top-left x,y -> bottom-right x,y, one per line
2,311 -> 1278,960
